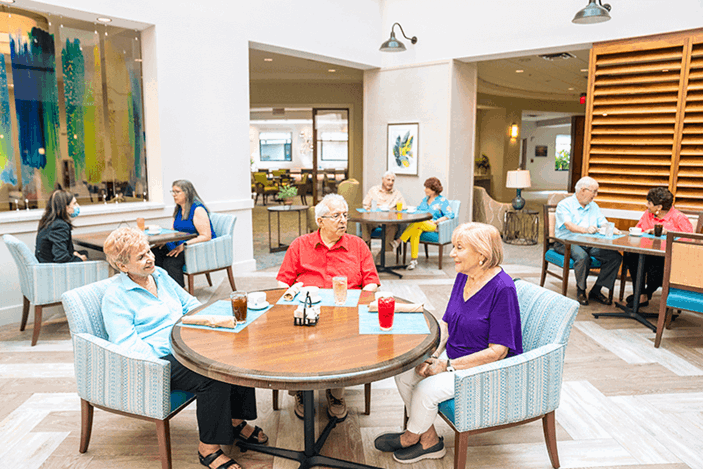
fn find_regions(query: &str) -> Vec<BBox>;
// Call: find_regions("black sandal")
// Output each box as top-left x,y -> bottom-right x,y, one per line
233,420 -> 269,445
198,449 -> 239,469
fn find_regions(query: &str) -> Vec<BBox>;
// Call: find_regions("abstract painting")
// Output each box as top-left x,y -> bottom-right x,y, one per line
387,123 -> 418,175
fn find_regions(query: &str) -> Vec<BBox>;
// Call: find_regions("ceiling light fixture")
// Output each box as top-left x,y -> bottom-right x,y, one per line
572,0 -> 612,24
264,58 -> 273,62
515,70 -> 524,73
0,0 -> 16,4
328,69 -> 336,72
580,68 -> 589,72
379,22 -> 417,52
97,17 -> 112,23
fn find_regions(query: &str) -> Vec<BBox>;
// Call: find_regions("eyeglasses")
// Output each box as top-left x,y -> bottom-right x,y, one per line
169,190 -> 182,195
320,212 -> 349,221
583,187 -> 598,195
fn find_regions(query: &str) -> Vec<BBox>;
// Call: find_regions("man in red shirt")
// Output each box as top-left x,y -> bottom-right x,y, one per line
277,193 -> 380,421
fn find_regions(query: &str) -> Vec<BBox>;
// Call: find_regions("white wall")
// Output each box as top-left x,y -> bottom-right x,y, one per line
524,123 -> 571,190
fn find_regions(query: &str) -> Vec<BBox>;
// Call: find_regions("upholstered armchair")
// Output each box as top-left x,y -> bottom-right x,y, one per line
61,278 -> 194,469
253,171 -> 278,205
401,200 -> 461,269
472,186 -> 510,233
3,234 -> 109,346
438,279 -> 579,469
183,212 -> 237,294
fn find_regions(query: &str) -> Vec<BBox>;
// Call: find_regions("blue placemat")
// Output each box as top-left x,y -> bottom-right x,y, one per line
575,232 -> 625,240
277,288 -> 362,307
642,233 -> 665,239
146,228 -> 177,235
358,305 -> 430,335
179,300 -> 271,333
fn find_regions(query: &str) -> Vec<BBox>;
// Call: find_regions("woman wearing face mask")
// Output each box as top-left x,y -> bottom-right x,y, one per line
35,190 -> 87,263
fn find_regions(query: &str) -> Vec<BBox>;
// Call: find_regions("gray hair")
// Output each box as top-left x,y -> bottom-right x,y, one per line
383,170 -> 396,179
451,223 -> 503,269
315,193 -> 348,227
575,176 -> 599,192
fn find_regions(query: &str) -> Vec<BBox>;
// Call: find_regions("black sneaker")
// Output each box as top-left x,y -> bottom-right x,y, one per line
393,437 -> 446,464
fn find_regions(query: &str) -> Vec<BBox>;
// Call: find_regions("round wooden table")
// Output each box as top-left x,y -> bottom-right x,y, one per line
348,210 -> 432,278
171,288 -> 439,469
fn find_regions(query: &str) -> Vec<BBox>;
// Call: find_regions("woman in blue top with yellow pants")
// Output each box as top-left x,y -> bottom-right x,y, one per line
399,177 -> 455,270
153,180 -> 216,287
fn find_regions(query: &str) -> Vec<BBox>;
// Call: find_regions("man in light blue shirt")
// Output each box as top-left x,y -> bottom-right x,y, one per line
554,176 -> 622,306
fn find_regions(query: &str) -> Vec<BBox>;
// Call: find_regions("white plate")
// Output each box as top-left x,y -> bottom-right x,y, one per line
248,301 -> 269,310
299,295 -> 322,304
629,232 -> 643,237
146,228 -> 162,235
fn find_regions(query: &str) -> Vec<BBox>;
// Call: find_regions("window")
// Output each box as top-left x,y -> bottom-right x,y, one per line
555,134 -> 571,171
0,8 -> 147,212
319,131 -> 348,161
259,132 -> 292,161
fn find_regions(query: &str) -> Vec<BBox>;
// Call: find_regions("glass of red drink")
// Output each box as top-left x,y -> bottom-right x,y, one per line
377,293 -> 395,331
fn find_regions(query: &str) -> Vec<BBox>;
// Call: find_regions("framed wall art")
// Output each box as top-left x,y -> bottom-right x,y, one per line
535,145 -> 548,157
387,123 -> 419,175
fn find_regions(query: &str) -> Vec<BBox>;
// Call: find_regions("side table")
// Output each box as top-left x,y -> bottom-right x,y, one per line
268,204 -> 308,252
504,210 -> 539,245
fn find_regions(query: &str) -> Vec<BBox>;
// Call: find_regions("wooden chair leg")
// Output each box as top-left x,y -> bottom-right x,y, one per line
272,390 -> 279,411
655,305 -> 669,348
561,244 -> 571,297
454,431 -> 470,469
20,296 -> 30,331
226,267 -> 237,291
542,411 -> 560,468
187,274 -> 195,295
31,304 -> 43,346
438,245 -> 443,270
205,273 -> 213,287
156,419 -> 172,469
79,399 -> 94,453
540,261 -> 548,287
364,383 -> 371,415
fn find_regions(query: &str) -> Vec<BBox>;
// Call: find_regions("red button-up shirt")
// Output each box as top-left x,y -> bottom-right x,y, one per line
276,231 -> 380,289
635,207 -> 693,233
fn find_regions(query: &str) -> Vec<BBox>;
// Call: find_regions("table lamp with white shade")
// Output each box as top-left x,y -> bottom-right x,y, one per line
505,169 -> 531,211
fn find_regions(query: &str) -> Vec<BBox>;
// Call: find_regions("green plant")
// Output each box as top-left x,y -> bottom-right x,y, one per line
475,154 -> 491,170
555,149 -> 570,171
277,184 -> 298,199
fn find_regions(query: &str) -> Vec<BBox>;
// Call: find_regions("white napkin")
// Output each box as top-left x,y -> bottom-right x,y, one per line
367,301 -> 424,312
283,282 -> 304,301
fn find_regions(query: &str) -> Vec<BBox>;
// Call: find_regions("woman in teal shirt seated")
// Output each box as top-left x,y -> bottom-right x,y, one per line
399,177 -> 455,270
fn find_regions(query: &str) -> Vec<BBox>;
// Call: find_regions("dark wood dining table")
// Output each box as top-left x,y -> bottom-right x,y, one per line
171,288 -> 440,469
73,228 -> 196,252
555,232 -> 666,331
348,210 -> 432,278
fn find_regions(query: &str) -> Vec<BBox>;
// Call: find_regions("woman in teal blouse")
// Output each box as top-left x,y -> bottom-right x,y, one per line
399,177 -> 455,270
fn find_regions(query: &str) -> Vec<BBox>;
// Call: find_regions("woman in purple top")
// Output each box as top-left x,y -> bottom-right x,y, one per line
374,223 -> 523,464
153,180 -> 216,287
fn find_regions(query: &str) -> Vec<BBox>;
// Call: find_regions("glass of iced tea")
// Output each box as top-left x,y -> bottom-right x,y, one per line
230,291 -> 248,324
136,217 -> 145,231
376,292 -> 395,331
332,276 -> 347,305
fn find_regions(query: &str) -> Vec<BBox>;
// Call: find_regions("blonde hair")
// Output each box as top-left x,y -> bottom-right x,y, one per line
104,227 -> 150,270
451,222 -> 503,268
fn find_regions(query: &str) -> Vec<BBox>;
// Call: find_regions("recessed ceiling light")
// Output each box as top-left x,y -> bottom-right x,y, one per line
134,58 -> 143,62
580,68 -> 588,72
568,87 -> 575,90
264,58 -> 273,62
0,0 -> 16,4
515,70 -> 524,73
97,17 -> 112,23
328,69 -> 336,73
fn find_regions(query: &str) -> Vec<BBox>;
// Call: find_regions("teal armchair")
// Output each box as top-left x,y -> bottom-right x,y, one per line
183,212 -> 237,294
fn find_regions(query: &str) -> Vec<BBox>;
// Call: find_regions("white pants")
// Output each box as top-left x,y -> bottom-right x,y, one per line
394,351 -> 455,434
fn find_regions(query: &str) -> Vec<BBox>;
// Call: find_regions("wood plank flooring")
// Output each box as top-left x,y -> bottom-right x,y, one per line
1,250 -> 702,469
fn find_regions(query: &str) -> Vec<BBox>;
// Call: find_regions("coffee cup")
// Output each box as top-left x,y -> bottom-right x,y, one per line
301,286 -> 319,298
248,292 -> 266,307
629,227 -> 643,236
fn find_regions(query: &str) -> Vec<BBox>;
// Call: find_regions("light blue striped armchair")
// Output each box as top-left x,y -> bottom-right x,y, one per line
3,234 -> 109,346
402,199 -> 461,269
183,212 -> 237,294
61,278 -> 194,469
437,279 -> 579,469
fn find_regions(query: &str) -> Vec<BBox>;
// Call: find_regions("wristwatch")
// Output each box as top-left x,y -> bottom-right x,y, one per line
446,359 -> 456,372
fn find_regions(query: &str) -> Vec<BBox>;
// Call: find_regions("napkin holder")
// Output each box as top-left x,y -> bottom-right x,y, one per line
294,293 -> 319,326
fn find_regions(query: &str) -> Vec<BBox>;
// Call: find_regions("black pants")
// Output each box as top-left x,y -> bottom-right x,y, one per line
623,252 -> 665,298
554,242 -> 622,291
162,354 -> 258,445
153,246 -> 185,287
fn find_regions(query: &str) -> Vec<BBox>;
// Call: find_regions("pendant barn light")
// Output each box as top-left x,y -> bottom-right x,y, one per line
572,0 -> 612,24
380,22 -> 417,52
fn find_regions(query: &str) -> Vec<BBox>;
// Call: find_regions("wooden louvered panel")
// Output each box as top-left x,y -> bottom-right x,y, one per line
587,155 -> 672,165
591,125 -> 674,135
684,114 -> 703,123
689,70 -> 703,80
593,93 -> 678,105
595,61 -> 682,76
595,73 -> 680,86
683,125 -> 703,133
593,104 -> 677,114
595,175 -> 669,186
681,137 -> 703,144
686,103 -> 703,112
591,115 -> 675,125
596,48 -> 683,66
593,83 -> 679,95
678,167 -> 703,177
590,136 -> 674,145
589,145 -> 673,155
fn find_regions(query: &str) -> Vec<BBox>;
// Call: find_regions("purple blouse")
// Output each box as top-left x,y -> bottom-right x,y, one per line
442,270 -> 523,360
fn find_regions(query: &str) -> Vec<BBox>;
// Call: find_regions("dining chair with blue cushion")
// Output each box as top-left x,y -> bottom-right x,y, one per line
3,234 -> 109,346
401,199 -> 461,269
540,204 -> 614,303
437,278 -> 579,469
655,231 -> 703,348
183,212 -> 237,295
61,277 -> 194,469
